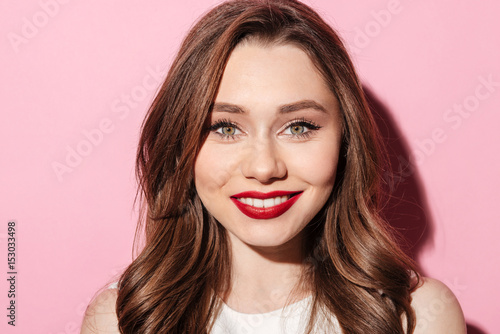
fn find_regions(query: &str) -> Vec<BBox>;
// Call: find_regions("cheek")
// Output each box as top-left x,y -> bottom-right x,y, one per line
194,144 -> 235,199
287,140 -> 340,187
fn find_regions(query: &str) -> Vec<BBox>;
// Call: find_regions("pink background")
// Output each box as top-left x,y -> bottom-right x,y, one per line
1,1 -> 498,333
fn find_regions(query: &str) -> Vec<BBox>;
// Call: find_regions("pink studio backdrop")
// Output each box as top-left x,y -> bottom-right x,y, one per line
1,1 -> 498,333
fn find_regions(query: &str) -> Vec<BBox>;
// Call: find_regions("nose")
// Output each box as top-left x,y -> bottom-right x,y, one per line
240,138 -> 287,183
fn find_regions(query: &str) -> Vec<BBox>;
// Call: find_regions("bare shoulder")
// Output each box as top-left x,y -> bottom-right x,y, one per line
81,288 -> 120,334
410,276 -> 466,334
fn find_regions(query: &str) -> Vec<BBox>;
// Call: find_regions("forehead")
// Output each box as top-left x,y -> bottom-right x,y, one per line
215,41 -> 336,110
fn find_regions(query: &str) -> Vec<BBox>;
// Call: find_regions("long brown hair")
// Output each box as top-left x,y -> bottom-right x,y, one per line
116,0 -> 419,333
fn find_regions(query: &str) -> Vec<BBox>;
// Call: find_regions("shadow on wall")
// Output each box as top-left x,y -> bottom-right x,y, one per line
363,86 -> 433,270
467,323 -> 490,334
364,87 -> 490,334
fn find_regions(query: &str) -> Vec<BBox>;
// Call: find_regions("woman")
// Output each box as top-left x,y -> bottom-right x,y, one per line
82,0 -> 466,333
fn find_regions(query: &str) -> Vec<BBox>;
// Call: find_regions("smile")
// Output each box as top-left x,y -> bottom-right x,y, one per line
236,195 -> 290,208
230,191 -> 303,219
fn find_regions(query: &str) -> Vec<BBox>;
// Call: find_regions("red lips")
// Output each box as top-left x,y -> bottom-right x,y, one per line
230,191 -> 303,219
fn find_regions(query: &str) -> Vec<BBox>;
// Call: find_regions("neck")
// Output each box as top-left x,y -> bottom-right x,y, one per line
224,232 -> 311,313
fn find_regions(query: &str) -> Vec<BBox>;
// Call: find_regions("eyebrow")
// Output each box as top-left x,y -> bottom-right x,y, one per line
279,100 -> 327,114
212,99 -> 328,114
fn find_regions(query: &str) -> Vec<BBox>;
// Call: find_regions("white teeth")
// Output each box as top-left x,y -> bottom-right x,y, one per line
253,198 -> 264,208
237,196 -> 291,208
263,198 -> 274,208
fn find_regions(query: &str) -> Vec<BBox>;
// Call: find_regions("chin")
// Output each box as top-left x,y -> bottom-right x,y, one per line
244,237 -> 292,248
231,224 -> 305,250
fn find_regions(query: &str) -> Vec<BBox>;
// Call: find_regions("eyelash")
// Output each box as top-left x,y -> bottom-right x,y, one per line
282,118 -> 321,139
209,119 -> 241,140
208,118 -> 322,140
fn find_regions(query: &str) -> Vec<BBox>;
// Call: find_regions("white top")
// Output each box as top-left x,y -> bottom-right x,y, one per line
107,283 -> 341,333
212,296 -> 342,334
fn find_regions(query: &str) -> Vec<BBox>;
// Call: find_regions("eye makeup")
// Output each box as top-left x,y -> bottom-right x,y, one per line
208,118 -> 242,140
208,117 -> 323,140
280,117 -> 322,139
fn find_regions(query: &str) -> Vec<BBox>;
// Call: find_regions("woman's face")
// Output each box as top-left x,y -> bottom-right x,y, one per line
194,41 -> 342,249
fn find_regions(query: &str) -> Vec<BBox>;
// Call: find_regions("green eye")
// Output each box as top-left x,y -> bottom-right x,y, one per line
290,125 -> 305,135
209,119 -> 241,139
221,126 -> 236,136
283,119 -> 321,138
